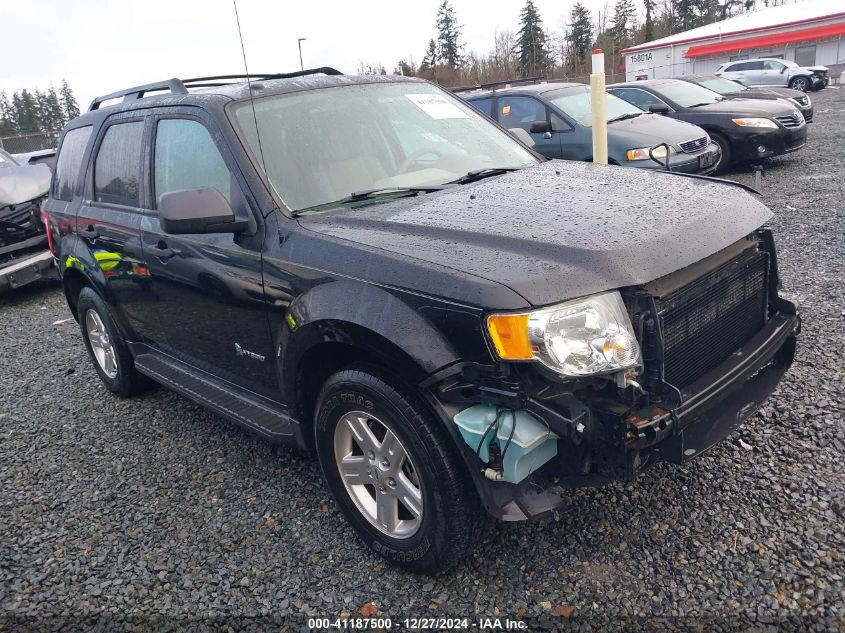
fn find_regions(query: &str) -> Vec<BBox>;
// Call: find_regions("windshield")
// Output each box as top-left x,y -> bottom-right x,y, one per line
231,81 -> 537,212
654,81 -> 722,107
546,86 -> 642,126
699,77 -> 747,94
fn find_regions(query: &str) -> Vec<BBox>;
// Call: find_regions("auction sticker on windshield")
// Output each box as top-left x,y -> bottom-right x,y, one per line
406,93 -> 468,119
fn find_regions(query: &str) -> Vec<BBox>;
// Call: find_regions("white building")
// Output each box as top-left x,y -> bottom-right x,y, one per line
621,0 -> 845,81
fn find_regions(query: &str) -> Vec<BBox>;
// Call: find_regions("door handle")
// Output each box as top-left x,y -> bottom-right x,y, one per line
149,241 -> 180,260
79,226 -> 99,241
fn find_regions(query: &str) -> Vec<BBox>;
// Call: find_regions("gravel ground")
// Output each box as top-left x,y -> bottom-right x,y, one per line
1,88 -> 843,632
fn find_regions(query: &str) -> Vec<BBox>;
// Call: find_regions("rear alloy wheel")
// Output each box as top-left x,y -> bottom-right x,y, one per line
314,367 -> 482,574
789,76 -> 809,92
76,286 -> 151,397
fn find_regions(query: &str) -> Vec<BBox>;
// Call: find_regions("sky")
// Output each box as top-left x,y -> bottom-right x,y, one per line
1,0 -> 621,109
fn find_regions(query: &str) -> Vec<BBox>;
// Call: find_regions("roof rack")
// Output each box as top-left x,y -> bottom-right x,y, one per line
87,67 -> 344,111
450,76 -> 545,94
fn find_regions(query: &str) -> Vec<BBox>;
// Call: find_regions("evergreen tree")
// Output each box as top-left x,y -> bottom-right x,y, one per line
13,89 -> 42,132
644,0 -> 656,41
567,3 -> 594,70
435,1 -> 463,69
395,60 -> 417,76
59,80 -> 80,121
420,38 -> 439,72
44,86 -> 65,130
611,0 -> 637,43
516,0 -> 550,78
0,91 -> 16,136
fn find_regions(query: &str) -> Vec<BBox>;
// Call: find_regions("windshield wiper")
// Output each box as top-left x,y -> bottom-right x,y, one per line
445,167 -> 520,185
293,186 -> 443,216
687,102 -> 714,108
607,112 -> 643,123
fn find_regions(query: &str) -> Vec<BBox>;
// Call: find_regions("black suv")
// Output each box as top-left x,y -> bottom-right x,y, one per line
45,69 -> 800,573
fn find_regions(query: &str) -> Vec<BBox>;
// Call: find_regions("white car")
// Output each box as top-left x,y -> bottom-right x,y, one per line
715,58 -> 829,92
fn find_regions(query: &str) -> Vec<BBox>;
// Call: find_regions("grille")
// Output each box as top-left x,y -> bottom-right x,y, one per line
679,136 -> 708,154
656,248 -> 769,388
0,200 -> 42,245
775,115 -> 802,129
795,96 -> 809,107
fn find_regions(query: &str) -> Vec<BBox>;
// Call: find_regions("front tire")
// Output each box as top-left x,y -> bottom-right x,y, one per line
77,287 -> 149,397
314,368 -> 481,574
789,76 -> 809,92
709,131 -> 732,174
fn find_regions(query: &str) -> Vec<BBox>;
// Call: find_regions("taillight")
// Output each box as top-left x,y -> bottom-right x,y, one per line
714,72 -> 722,77
42,209 -> 56,255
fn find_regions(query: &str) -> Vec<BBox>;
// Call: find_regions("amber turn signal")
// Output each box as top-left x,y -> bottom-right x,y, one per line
486,314 -> 533,360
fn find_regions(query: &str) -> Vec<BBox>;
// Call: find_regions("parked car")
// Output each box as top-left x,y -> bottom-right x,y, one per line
12,148 -> 57,174
678,75 -> 813,122
0,148 -> 54,293
45,70 -> 799,573
461,82 -> 720,174
715,58 -> 829,92
608,79 -> 807,173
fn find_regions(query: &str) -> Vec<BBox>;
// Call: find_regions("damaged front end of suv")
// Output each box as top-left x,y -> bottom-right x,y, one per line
424,214 -> 799,522
0,149 -> 54,293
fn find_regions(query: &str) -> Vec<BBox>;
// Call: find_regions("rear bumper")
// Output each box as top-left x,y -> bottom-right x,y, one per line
0,248 -> 55,293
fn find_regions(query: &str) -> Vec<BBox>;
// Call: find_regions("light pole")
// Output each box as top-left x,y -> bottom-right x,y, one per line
297,38 -> 307,71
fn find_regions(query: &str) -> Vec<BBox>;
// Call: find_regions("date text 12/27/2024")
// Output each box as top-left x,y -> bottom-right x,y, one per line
308,617 -> 529,630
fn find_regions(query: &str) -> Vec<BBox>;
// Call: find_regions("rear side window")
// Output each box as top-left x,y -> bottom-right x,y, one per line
53,126 -> 92,201
153,118 -> 231,205
468,97 -> 495,118
94,121 -> 144,207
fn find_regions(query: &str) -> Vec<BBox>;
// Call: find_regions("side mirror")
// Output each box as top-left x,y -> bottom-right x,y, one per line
780,66 -> 787,74
159,188 -> 245,234
649,104 -> 670,115
529,120 -> 551,134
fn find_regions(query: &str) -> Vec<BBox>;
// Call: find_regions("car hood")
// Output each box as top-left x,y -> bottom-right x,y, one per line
0,162 -> 51,207
726,87 -> 803,101
688,98 -> 796,117
608,113 -> 706,147
300,160 -> 773,306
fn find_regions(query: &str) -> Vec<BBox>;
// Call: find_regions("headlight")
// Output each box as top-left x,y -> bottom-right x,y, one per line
626,145 -> 673,161
486,291 -> 641,377
732,117 -> 778,129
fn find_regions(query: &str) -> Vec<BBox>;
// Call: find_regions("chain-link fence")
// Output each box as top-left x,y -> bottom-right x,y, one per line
0,130 -> 60,154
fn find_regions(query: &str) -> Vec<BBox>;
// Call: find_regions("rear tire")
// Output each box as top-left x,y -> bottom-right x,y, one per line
314,367 -> 482,574
789,76 -> 809,92
77,287 -> 150,397
709,132 -> 732,175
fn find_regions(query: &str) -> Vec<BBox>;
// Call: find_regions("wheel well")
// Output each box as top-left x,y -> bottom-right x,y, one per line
292,339 -> 428,451
62,268 -> 89,319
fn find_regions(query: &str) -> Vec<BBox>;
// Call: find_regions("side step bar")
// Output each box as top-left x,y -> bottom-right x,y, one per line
133,353 -> 302,445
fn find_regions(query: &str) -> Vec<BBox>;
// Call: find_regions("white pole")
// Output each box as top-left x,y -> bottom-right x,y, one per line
590,49 -> 608,165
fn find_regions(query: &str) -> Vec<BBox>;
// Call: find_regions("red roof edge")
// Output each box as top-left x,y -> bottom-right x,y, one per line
620,11 -> 845,54
685,21 -> 845,58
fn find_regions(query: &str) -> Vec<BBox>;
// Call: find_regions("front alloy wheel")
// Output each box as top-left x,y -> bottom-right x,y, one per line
789,76 -> 809,92
334,411 -> 423,538
314,367 -> 483,573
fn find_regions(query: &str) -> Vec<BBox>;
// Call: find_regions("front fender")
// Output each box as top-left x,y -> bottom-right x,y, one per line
279,279 -> 472,400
